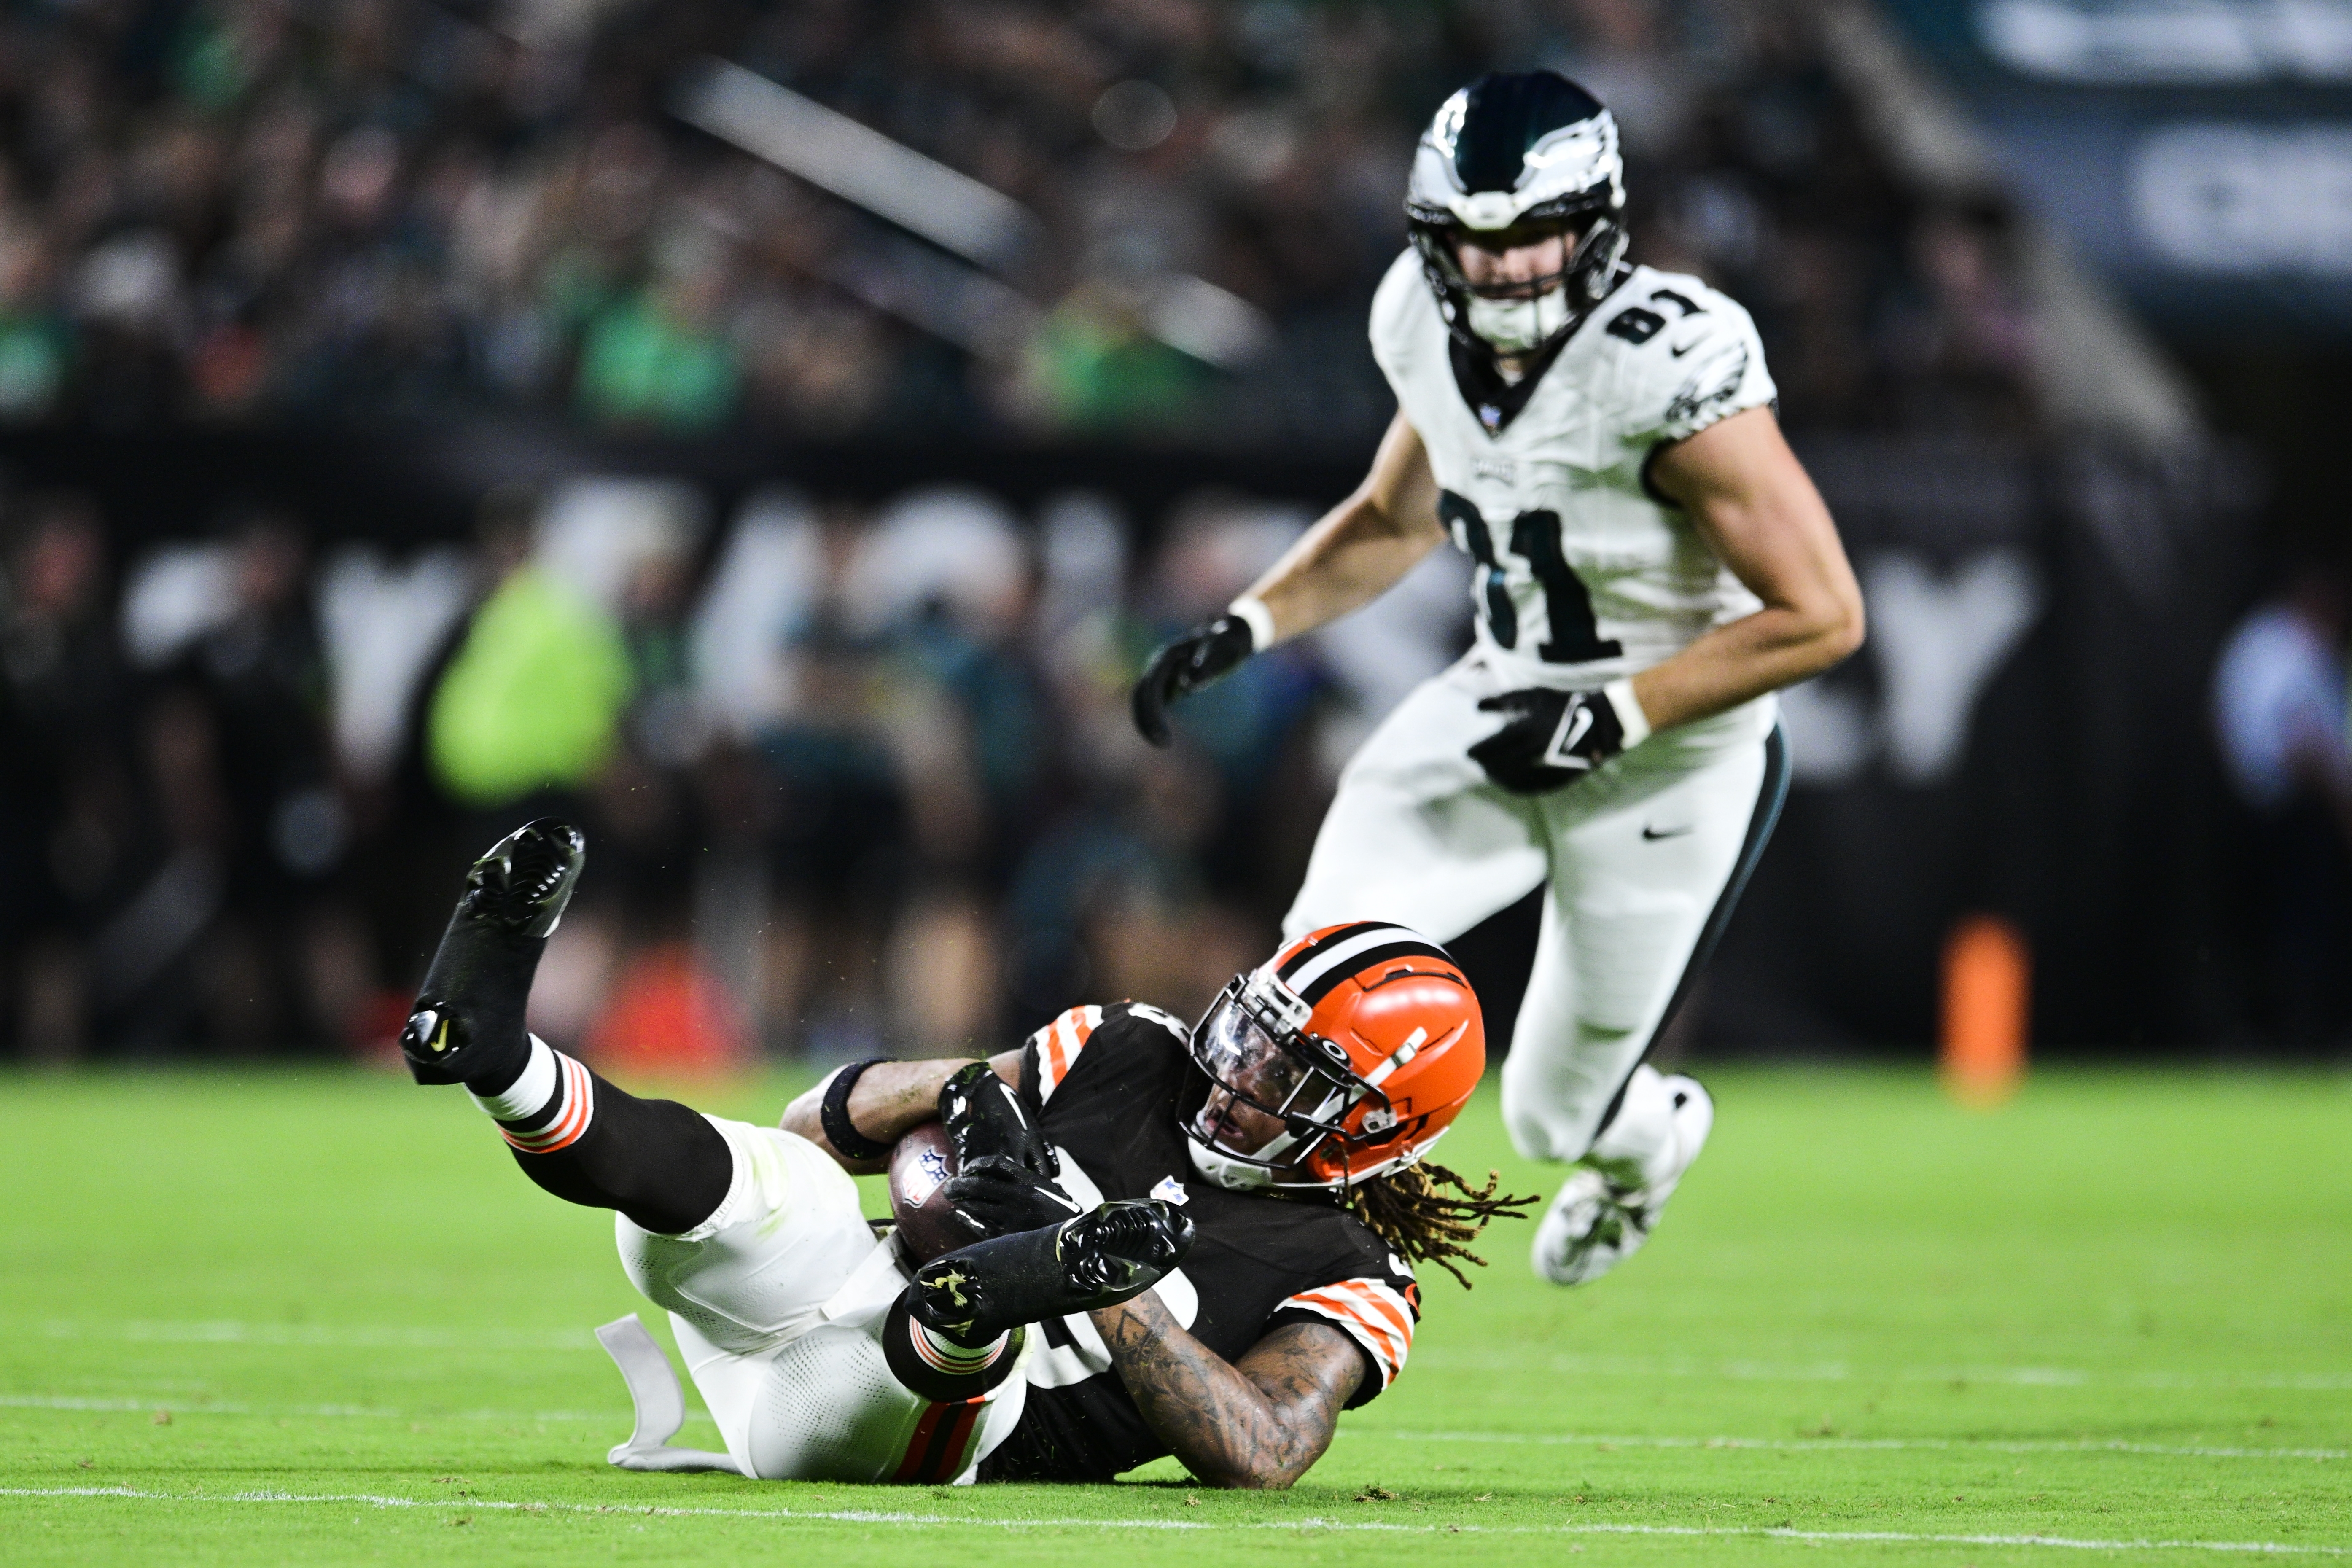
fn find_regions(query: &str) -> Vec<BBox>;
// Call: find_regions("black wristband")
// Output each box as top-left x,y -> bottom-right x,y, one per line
820,1057 -> 896,1162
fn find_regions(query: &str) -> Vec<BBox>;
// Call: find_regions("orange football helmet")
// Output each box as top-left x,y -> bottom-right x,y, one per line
1184,922 -> 1486,1193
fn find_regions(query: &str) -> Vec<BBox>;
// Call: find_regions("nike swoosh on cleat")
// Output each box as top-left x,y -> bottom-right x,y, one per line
1642,825 -> 1695,840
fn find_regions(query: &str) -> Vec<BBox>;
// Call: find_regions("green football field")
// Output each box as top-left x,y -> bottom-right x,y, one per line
0,1064 -> 2345,1565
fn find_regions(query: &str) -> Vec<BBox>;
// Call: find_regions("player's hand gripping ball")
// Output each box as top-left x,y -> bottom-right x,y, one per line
945,1155 -> 1084,1239
894,1065 -> 1085,1263
1470,685 -> 1627,794
887,1123 -> 970,1268
1131,614 -> 1256,746
933,1062 -> 1080,1239
889,1126 -> 1087,1265
939,1062 -> 1053,1175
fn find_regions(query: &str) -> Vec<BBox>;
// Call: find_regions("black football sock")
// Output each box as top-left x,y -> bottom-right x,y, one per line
469,1038 -> 733,1236
412,927 -> 542,1096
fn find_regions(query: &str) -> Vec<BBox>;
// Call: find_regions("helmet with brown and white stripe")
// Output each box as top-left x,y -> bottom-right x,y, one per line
1184,922 -> 1486,1193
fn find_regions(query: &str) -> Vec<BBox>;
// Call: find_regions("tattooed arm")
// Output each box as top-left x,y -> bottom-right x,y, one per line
1089,1291 -> 1364,1489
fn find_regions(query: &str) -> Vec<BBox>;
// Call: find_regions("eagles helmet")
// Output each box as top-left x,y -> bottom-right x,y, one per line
1406,71 -> 1628,358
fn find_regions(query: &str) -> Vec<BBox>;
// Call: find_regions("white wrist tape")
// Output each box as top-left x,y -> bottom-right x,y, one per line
1227,594 -> 1277,652
1602,678 -> 1652,749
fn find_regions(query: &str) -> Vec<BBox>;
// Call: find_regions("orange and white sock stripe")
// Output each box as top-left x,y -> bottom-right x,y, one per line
904,1319 -> 1009,1380
1028,1005 -> 1101,1103
1280,1278 -> 1417,1389
470,1037 -> 595,1154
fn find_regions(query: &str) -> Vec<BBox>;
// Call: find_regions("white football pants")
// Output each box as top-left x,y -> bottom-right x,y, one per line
609,1116 -> 1027,1482
1286,651 -> 1787,1165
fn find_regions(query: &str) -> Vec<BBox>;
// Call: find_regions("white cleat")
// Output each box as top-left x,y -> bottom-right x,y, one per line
1531,1073 -> 1713,1286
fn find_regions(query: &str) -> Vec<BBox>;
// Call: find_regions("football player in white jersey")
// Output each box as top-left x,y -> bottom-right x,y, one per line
1132,72 -> 1864,1287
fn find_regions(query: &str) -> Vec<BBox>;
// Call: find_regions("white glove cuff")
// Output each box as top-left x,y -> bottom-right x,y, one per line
1227,594 -> 1277,653
1602,678 -> 1653,750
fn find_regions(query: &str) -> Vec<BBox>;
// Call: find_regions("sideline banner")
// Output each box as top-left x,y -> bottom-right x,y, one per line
1881,0 -> 2352,336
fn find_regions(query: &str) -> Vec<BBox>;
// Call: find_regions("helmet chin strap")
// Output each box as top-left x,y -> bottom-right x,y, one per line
1186,1135 -> 1276,1191
1466,283 -> 1574,356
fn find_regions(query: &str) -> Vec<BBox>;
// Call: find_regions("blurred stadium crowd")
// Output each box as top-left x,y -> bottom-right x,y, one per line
0,469 -> 1473,1062
0,0 -> 2033,444
26,0 -> 2325,1067
0,0 -> 2054,1064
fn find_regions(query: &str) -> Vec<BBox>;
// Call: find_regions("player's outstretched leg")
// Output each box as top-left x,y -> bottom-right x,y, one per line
401,818 -> 585,1089
1531,1065 -> 1712,1286
401,819 -> 730,1236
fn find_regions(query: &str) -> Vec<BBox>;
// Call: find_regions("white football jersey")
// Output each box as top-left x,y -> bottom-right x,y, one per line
1370,249 -> 1778,686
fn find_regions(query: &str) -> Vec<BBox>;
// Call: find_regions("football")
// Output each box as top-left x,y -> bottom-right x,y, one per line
886,1121 -> 968,1267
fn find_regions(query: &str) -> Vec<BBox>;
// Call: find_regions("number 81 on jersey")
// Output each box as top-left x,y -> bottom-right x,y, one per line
1439,490 -> 1623,666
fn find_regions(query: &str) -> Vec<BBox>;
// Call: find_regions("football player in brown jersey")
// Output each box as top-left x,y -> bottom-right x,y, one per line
401,819 -> 1528,1487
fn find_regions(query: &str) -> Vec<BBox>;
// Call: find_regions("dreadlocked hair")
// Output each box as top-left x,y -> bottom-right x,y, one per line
1346,1161 -> 1539,1288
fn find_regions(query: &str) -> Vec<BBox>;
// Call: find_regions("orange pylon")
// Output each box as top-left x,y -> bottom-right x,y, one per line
1941,914 -> 2029,1107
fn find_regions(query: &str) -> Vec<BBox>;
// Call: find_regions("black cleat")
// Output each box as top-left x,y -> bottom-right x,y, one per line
399,819 -> 586,1088
909,1198 -> 1195,1346
1058,1198 -> 1194,1299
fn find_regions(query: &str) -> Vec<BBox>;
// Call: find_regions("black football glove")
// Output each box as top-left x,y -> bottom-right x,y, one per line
1469,686 -> 1627,796
938,1061 -> 1076,1238
938,1062 -> 1054,1177
942,1154 -> 1084,1239
1131,615 -> 1255,747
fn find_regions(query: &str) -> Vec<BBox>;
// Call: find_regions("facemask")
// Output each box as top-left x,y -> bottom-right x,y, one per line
1183,1086 -> 1332,1192
1185,1135 -> 1274,1191
1466,284 -> 1574,355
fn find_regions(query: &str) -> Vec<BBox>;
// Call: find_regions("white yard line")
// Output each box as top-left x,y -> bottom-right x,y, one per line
0,1485 -> 2342,1554
1345,1429 -> 2346,1461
